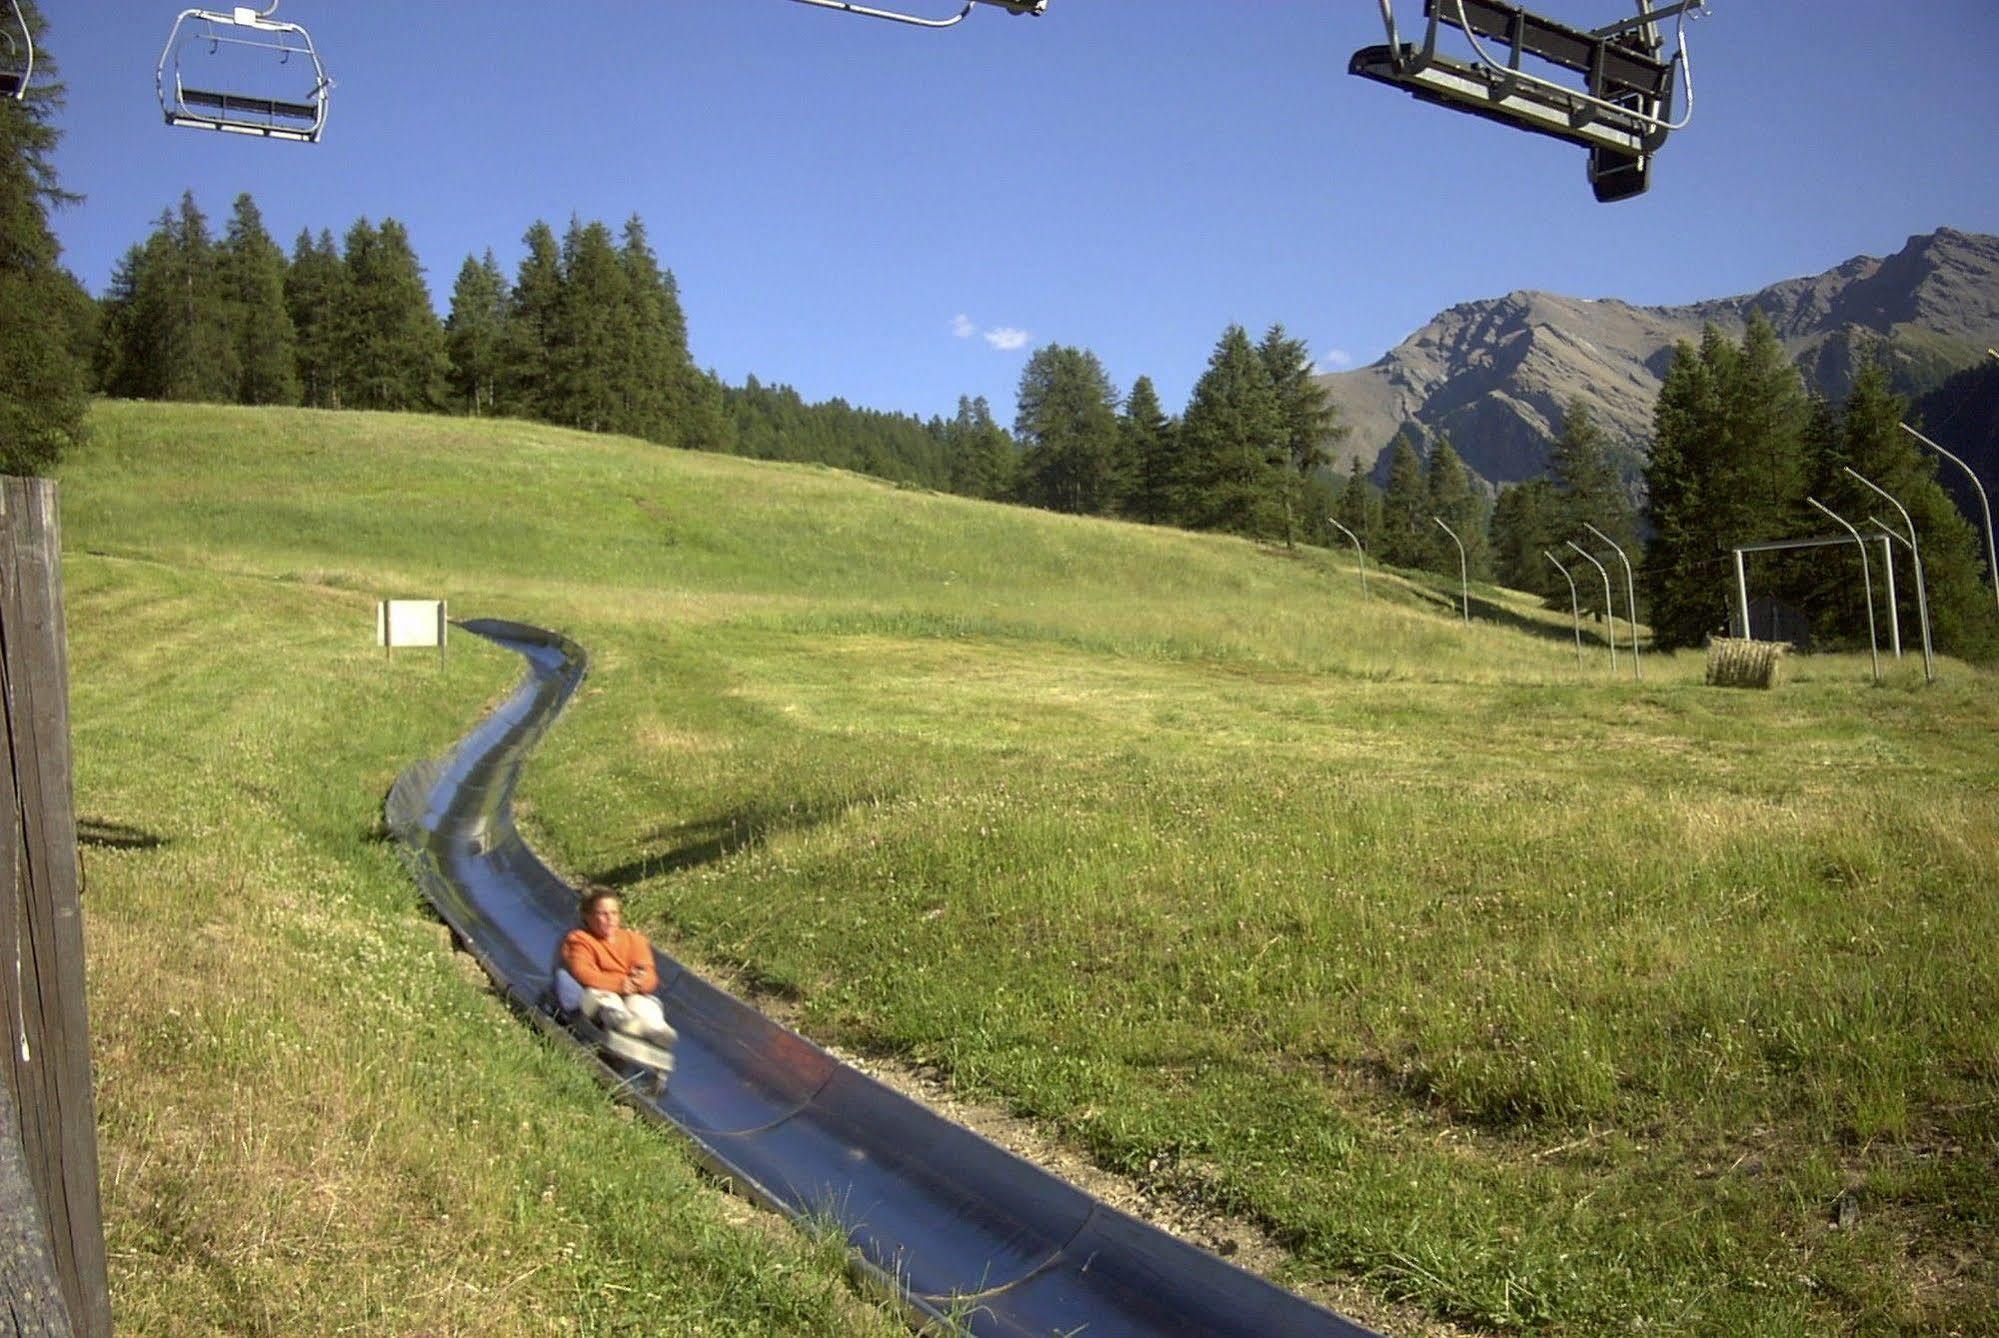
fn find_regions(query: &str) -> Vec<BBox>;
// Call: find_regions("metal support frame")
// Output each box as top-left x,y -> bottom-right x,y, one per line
1730,532 -> 1892,644
1,0 -> 32,99
1581,522 -> 1641,681
1807,497 -> 1880,683
787,0 -> 1045,28
1545,550 -> 1584,668
1901,422 -> 1998,618
1566,540 -> 1618,672
157,3 -> 331,142
1433,516 -> 1469,622
1847,467 -> 1934,684
1328,518 -> 1369,597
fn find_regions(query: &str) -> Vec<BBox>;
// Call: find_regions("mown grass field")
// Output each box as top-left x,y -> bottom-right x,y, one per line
63,400 -> 1998,1334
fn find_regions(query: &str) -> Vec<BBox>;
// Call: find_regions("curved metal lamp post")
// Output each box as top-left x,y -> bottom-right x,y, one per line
1581,522 -> 1642,681
1433,516 -> 1469,622
1901,422 -> 1997,618
1328,517 -> 1369,597
1544,550 -> 1584,668
1565,540 -> 1618,673
1846,467 -> 1934,684
1808,496 -> 1881,683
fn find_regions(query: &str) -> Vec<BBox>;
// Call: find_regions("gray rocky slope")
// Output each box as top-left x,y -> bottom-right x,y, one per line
1318,227 -> 1999,486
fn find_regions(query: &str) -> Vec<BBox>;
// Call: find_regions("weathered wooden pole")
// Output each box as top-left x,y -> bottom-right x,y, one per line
0,477 -> 109,1337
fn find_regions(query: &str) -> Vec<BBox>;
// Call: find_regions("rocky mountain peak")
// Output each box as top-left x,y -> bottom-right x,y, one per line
1321,228 -> 1999,488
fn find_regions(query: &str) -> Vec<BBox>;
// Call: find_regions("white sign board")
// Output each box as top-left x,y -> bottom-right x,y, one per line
377,599 -> 447,651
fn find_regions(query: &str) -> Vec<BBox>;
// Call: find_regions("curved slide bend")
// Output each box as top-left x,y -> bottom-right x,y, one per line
387,619 -> 1377,1338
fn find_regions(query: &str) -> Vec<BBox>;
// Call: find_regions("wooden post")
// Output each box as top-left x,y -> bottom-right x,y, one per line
0,478 -> 110,1337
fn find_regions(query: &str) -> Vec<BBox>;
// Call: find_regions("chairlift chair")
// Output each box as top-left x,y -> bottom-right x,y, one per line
0,0 -> 32,99
157,3 -> 330,142
1351,1 -> 1709,202
787,0 -> 1045,30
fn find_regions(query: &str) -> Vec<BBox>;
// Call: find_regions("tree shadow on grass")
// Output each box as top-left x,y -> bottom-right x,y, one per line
586,793 -> 889,888
76,817 -> 167,851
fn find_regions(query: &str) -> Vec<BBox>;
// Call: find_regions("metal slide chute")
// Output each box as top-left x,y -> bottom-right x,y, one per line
0,0 -> 31,99
787,0 -> 1045,31
1351,1 -> 1709,201
157,3 -> 330,142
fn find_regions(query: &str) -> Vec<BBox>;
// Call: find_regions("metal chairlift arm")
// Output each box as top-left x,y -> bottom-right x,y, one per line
787,0 -> 1044,29
1,0 -> 31,100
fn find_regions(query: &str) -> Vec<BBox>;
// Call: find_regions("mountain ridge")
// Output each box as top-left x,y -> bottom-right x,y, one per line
1319,227 -> 1999,486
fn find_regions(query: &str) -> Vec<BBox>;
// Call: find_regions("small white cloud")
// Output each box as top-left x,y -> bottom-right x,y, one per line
951,313 -> 977,339
984,327 -> 1031,352
1317,348 -> 1354,372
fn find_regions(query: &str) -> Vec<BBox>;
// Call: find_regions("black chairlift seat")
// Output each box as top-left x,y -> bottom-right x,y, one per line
179,85 -> 319,124
1352,1 -> 1690,202
0,70 -> 20,97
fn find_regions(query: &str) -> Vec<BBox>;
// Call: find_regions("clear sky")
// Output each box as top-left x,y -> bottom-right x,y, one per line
38,2 -> 1999,427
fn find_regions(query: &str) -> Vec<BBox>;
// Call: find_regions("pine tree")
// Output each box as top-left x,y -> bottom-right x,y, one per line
339,217 -> 447,412
1179,324 -> 1285,537
105,195 -> 238,403
1014,344 -> 1120,514
1488,478 -> 1561,594
946,395 -> 1017,501
445,250 -> 508,416
1643,320 -> 1814,648
1334,456 -> 1378,550
285,228 -> 348,408
0,0 -> 87,472
617,216 -> 679,446
218,193 -> 298,405
499,220 -> 562,420
1426,436 -> 1489,580
1810,362 -> 1999,660
1258,324 -> 1348,547
547,217 -> 631,433
1546,400 -> 1634,614
1120,375 -> 1176,523
1377,436 -> 1431,568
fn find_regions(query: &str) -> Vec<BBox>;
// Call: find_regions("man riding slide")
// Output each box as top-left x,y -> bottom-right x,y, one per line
558,887 -> 678,1055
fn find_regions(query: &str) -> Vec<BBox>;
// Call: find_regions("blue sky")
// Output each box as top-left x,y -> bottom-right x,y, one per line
40,2 -> 1999,426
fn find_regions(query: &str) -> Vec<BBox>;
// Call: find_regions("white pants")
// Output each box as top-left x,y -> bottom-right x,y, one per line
580,987 -> 678,1049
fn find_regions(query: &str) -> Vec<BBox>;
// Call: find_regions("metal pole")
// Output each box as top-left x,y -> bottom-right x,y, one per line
1433,517 -> 1469,622
1872,521 -> 1936,685
1582,522 -> 1642,682
1849,466 -> 1934,684
1808,496 -> 1881,683
1901,422 -> 1998,617
1733,547 -> 1751,638
1875,535 -> 1900,659
1545,550 -> 1584,668
1328,517 -> 1368,597
1566,540 -> 1618,672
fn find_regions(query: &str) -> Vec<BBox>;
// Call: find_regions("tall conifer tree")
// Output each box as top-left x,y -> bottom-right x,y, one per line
1179,324 -> 1285,537
339,217 -> 446,411
1258,324 -> 1347,546
445,250 -> 508,416
1014,344 -> 1120,514
1377,436 -> 1431,568
1426,436 -> 1489,579
285,228 -> 348,408
0,0 -> 88,471
500,220 -> 562,420
218,193 -> 298,405
1120,375 -> 1176,524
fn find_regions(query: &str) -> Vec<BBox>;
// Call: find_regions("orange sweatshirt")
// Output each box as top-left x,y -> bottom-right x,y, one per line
560,926 -> 659,994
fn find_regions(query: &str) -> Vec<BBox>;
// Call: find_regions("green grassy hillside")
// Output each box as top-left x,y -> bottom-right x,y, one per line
64,401 -> 1998,1334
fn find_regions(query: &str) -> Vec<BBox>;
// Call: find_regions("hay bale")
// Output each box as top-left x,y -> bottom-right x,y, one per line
1706,636 -> 1788,689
